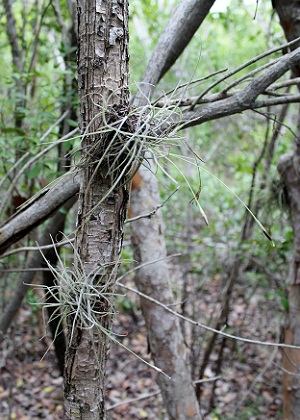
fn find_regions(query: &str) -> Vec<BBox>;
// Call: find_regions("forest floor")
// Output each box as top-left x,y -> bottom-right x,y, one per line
0,274 -> 284,420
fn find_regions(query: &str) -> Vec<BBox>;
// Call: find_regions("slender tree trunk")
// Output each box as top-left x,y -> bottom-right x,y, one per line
63,1 -> 129,418
0,197 -> 75,338
133,0 -> 216,106
43,9 -> 77,373
272,1 -> 300,418
129,1 -> 215,417
278,144 -> 300,420
131,165 -> 201,419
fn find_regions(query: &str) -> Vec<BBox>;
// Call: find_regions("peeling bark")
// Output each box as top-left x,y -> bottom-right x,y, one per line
63,1 -> 129,418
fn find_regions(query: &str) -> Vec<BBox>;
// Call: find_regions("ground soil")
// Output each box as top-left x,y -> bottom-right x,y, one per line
0,279 -> 283,419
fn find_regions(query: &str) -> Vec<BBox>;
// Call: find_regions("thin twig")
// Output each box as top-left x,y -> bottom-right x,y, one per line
219,57 -> 281,96
194,376 -> 222,384
189,37 -> 300,109
0,268 -> 51,273
0,238 -> 75,259
268,77 -> 300,91
116,281 -> 300,351
107,390 -> 161,411
153,68 -> 228,105
125,186 -> 179,224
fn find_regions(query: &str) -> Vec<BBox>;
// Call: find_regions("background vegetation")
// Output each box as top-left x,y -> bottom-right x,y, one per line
0,0 -> 296,418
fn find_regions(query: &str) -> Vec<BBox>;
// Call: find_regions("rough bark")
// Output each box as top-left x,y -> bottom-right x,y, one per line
63,1 -> 129,418
273,1 -> 300,418
273,0 -> 300,48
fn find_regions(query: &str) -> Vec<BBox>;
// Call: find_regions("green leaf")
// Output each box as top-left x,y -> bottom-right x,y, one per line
67,119 -> 78,128
28,164 -> 42,179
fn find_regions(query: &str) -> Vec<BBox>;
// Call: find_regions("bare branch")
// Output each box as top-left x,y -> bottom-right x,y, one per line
0,238 -> 75,259
133,0 -> 216,106
0,173 -> 79,255
190,36 -> 300,108
156,91 -> 300,109
125,186 -> 179,224
153,68 -> 228,106
107,391 -> 161,411
0,268 -> 51,272
117,281 -> 300,351
176,46 -> 300,129
250,94 -> 300,108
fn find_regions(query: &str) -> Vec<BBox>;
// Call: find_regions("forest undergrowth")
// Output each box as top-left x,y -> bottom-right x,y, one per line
0,249 -> 284,419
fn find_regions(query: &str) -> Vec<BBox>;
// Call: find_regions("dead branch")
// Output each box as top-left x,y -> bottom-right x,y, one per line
0,173 -> 79,255
176,46 -> 300,129
190,37 -> 300,108
133,0 -> 216,106
116,281 -> 300,351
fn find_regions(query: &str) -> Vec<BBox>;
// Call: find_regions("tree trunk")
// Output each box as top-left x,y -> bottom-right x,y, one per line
278,146 -> 300,420
131,165 -> 201,419
130,1 -> 215,417
273,1 -> 300,418
63,1 -> 129,418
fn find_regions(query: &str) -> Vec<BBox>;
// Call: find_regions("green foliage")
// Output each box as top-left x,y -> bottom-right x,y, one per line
26,289 -> 40,312
115,295 -> 137,314
0,0 -> 77,210
0,0 -> 295,417
238,398 -> 264,419
142,0 -> 294,328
